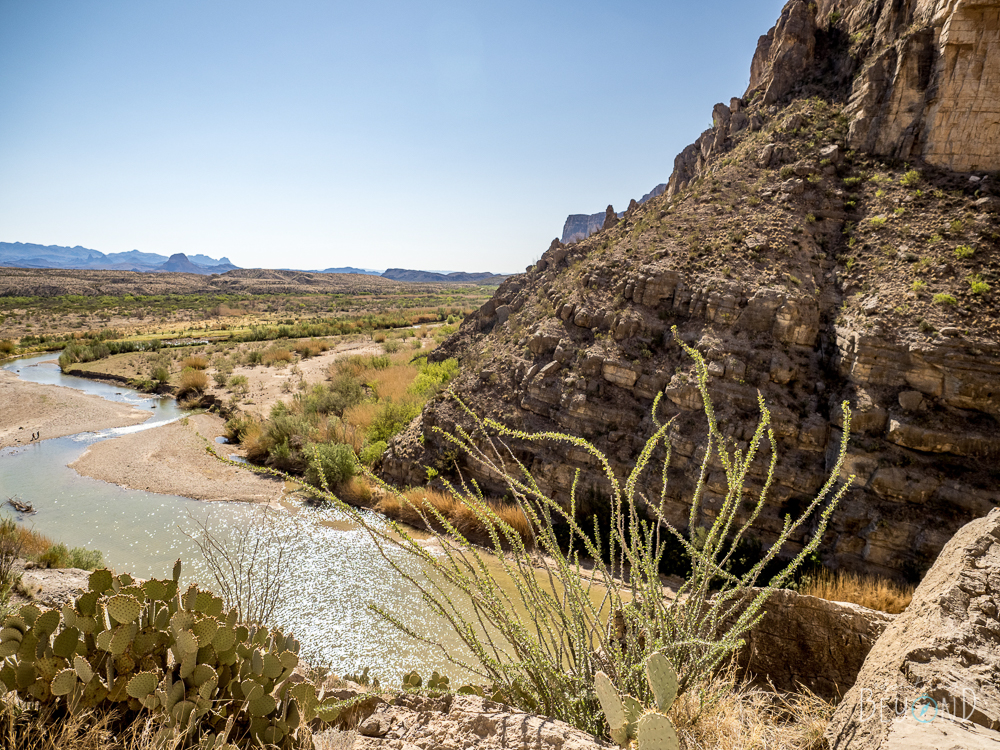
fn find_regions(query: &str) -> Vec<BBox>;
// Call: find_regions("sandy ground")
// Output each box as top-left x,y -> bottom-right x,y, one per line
72,335 -> 404,419
69,412 -> 287,503
215,339 -> 387,418
0,369 -> 151,450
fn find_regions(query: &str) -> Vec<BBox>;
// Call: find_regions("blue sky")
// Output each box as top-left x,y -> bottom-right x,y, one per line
0,1 -> 785,272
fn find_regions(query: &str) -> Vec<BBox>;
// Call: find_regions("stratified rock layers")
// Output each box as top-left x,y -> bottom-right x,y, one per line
671,0 -> 1000,197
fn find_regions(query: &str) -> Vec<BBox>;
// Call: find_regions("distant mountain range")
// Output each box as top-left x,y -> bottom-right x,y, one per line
0,242 -> 508,284
0,243 -> 238,275
381,268 -> 508,284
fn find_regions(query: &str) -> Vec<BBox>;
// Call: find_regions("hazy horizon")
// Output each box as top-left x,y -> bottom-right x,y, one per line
1,1 -> 785,273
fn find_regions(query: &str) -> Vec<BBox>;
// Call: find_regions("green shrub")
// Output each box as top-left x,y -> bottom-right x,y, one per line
911,279 -> 927,293
228,374 -> 249,394
933,293 -> 957,306
383,340 -> 400,354
968,274 -> 991,295
409,358 -> 459,398
368,355 -> 391,370
359,440 -> 388,466
304,443 -> 357,489
151,365 -> 170,383
367,401 -> 420,443
33,543 -> 100,570
900,169 -> 921,187
0,340 -> 14,355
955,245 -> 975,259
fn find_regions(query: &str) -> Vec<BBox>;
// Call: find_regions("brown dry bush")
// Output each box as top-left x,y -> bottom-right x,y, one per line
376,488 -> 533,547
0,700 -> 156,750
176,367 -> 208,396
16,527 -> 54,558
799,568 -> 913,614
671,668 -> 832,750
293,339 -> 329,358
180,355 -> 208,370
261,347 -> 293,367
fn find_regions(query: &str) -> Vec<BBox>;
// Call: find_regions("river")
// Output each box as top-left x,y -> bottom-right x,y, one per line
0,352 -> 478,682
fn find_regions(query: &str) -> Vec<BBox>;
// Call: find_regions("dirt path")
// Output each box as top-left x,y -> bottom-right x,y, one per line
0,369 -> 151,450
69,412 -> 287,502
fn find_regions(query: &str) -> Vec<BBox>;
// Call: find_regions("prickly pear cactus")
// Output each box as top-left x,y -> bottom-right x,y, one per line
0,561 -> 348,749
594,653 -> 680,750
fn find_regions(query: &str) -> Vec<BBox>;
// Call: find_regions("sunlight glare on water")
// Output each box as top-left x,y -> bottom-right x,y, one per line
1,353 -> 478,682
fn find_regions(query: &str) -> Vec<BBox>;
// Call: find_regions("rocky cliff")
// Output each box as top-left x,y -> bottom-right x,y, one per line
382,0 -> 999,581
560,184 -> 668,243
670,0 -> 1000,197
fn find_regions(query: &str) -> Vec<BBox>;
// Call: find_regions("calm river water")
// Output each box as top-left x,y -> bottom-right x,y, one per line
0,352 -> 476,681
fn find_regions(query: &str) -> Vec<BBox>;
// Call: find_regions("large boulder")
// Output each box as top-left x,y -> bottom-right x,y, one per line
732,588 -> 894,700
826,507 -> 1000,749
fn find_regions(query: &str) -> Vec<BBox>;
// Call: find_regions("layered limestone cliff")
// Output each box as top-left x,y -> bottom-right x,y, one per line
382,0 -> 999,581
670,0 -> 1000,197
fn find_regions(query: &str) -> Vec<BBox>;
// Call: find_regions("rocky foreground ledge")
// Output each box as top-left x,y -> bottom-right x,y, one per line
12,508 -> 1000,748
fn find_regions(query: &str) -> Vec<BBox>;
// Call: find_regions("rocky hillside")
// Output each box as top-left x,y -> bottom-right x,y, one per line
561,184 -> 667,243
381,0 -> 1000,581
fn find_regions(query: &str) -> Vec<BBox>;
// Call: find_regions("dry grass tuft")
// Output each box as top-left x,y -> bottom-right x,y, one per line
262,347 -> 294,367
176,368 -> 208,396
339,476 -> 375,506
0,699 -> 153,750
799,568 -> 914,614
294,339 -> 330,358
180,355 -> 208,370
376,488 -> 533,547
671,670 -> 832,750
16,527 -> 54,558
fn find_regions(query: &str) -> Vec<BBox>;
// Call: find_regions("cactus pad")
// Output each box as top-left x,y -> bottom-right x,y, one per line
88,569 -> 114,594
637,712 -> 679,750
646,652 -> 678,713
261,653 -> 282,680
109,625 -> 135,656
19,604 -> 41,626
174,630 -> 198,657
189,663 -> 217,688
33,609 -> 61,636
170,610 -> 195,633
49,669 -> 76,695
171,699 -> 196,726
193,591 -> 215,614
52,627 -> 79,659
126,671 -> 159,699
107,595 -> 141,625
74,656 -> 94,684
279,651 -> 297,670
248,694 -> 276,718
192,617 -> 218,646
594,671 -> 626,733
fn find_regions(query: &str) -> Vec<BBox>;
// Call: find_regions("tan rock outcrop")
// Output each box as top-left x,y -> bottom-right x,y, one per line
826,508 -> 1000,749
731,589 -> 895,700
353,693 -> 611,750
